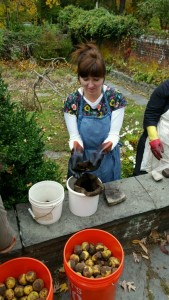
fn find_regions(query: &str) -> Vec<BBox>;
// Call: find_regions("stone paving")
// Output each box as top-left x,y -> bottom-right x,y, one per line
106,79 -> 148,106
55,241 -> 169,299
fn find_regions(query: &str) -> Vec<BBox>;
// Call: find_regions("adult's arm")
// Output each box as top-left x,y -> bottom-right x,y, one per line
103,107 -> 125,150
64,113 -> 84,151
144,79 -> 169,128
144,79 -> 169,143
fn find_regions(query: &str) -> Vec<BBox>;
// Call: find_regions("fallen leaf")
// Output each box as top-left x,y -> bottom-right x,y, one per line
59,266 -> 65,273
7,165 -> 14,174
119,280 -> 127,292
141,254 -> 149,260
126,281 -> 136,292
160,241 -> 169,255
163,231 -> 169,244
138,241 -> 148,254
149,229 -> 160,243
58,266 -> 66,280
133,252 -> 140,263
53,281 -> 60,293
132,239 -> 141,244
59,283 -> 68,293
166,234 -> 169,244
140,237 -> 147,245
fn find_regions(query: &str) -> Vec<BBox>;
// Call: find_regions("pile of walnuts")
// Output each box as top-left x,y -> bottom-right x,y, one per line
68,241 -> 120,278
0,271 -> 49,300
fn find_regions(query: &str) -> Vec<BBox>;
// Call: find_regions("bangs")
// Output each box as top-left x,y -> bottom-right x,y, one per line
78,60 -> 106,78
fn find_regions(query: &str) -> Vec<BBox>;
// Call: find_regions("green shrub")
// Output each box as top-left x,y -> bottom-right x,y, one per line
59,6 -> 141,43
136,0 -> 169,30
0,24 -> 73,61
0,29 -> 6,57
32,28 -> 72,60
57,34 -> 73,58
0,26 -> 41,60
57,5 -> 84,34
148,17 -> 161,33
23,23 -> 73,60
0,76 -> 61,209
33,29 -> 59,59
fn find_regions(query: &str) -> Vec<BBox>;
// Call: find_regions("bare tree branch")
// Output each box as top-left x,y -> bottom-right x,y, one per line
30,57 -> 67,111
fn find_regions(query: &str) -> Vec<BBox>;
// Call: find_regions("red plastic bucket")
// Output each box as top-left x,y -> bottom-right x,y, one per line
64,228 -> 124,300
0,257 -> 53,300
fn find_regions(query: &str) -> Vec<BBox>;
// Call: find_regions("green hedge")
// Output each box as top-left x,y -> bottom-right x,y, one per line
0,24 -> 73,61
58,6 -> 141,43
0,76 -> 61,209
0,6 -> 142,61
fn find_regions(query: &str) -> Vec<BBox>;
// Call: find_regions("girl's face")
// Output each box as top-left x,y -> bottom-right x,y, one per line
79,76 -> 104,100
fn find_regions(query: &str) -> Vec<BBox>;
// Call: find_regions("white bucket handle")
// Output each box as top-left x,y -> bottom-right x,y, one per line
28,205 -> 57,221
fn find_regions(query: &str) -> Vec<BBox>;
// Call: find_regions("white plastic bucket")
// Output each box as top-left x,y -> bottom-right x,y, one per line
66,176 -> 100,217
28,180 -> 64,225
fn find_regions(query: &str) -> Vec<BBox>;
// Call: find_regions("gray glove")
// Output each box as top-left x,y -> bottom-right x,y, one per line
70,148 -> 105,177
89,148 -> 104,167
69,149 -> 84,178
71,150 -> 84,171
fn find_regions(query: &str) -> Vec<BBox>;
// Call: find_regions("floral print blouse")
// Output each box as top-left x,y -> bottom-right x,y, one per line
64,86 -> 127,117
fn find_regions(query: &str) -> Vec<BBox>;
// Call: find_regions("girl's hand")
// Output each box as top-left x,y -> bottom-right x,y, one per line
72,141 -> 84,153
101,141 -> 113,154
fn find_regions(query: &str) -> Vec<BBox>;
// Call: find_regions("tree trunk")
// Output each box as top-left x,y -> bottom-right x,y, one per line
119,0 -> 126,14
2,0 -> 10,28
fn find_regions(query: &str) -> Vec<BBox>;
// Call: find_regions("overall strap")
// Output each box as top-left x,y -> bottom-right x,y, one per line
77,95 -> 84,127
103,89 -> 111,114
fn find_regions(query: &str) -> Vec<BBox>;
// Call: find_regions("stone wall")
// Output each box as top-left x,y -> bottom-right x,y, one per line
1,173 -> 169,277
110,69 -> 156,97
133,35 -> 169,63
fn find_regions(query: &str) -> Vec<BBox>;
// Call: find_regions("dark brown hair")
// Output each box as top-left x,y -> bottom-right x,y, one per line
72,42 -> 106,78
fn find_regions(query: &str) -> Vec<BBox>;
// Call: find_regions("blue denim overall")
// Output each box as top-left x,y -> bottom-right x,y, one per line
75,92 -> 121,183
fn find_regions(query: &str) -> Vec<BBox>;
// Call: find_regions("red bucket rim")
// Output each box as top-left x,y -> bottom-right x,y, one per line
0,257 -> 53,299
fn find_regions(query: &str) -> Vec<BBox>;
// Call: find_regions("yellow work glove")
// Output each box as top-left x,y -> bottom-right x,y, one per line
147,126 -> 158,141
